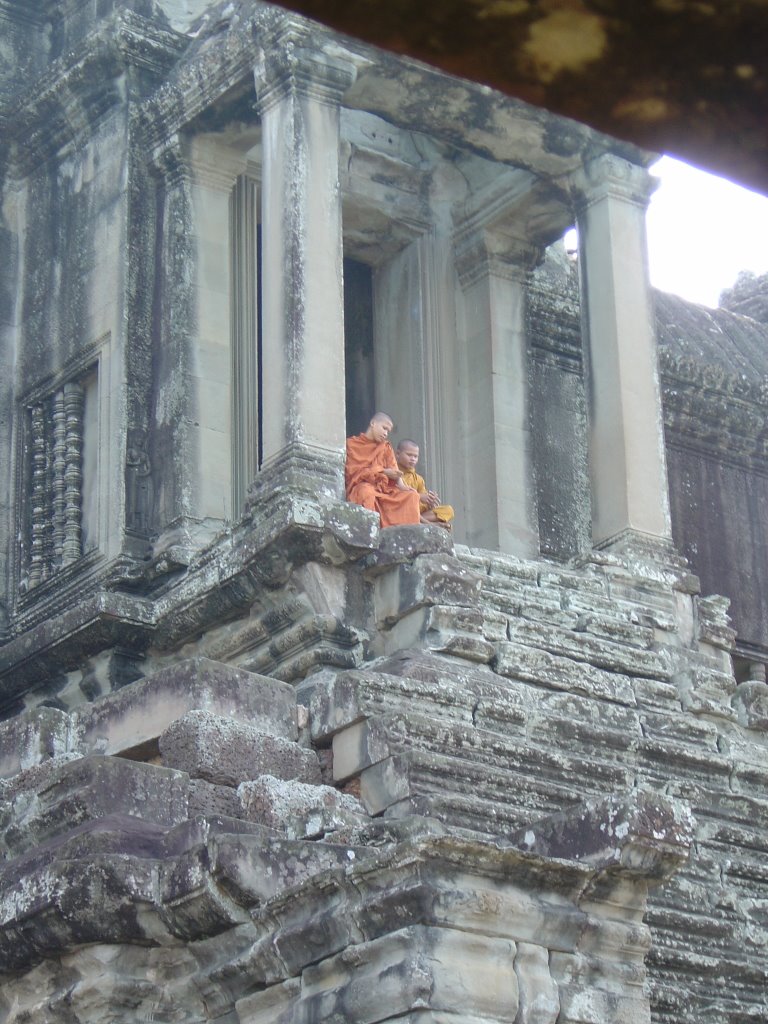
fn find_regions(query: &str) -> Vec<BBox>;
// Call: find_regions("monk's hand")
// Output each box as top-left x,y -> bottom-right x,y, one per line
425,490 -> 440,509
382,468 -> 402,480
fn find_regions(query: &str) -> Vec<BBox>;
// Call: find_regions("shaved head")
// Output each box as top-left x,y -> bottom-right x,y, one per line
365,412 -> 394,444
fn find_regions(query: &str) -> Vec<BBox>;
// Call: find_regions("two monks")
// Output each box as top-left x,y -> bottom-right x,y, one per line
345,412 -> 454,530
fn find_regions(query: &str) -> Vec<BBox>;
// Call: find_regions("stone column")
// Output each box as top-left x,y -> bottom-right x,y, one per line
455,228 -> 540,557
187,138 -> 246,523
253,32 -> 354,500
571,154 -> 673,554
149,137 -> 243,554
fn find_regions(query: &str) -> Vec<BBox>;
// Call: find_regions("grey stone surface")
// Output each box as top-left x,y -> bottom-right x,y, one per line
160,710 -> 321,787
0,705 -> 73,779
238,775 -> 369,839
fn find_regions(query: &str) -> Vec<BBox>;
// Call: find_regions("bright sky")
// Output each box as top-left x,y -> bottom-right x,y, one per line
646,156 -> 768,309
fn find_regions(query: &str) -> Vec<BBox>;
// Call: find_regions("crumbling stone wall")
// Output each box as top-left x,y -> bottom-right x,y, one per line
0,510 -> 765,1021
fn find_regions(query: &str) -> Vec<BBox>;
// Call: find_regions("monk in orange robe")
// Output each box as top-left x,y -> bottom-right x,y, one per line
345,413 -> 421,526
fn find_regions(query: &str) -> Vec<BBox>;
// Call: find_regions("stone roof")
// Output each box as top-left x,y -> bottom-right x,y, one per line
655,288 -> 768,382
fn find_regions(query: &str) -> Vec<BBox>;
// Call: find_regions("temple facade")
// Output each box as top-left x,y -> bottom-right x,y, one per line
1,1 -> 767,1022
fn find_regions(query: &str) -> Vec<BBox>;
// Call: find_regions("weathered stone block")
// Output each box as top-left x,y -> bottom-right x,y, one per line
188,777 -> 242,818
375,554 -> 484,626
514,941 -> 560,1024
0,756 -> 190,857
332,718 -> 392,782
74,657 -> 297,758
310,665 -> 478,743
0,706 -> 73,779
209,832 -> 375,907
363,524 -> 454,576
238,775 -> 368,839
732,681 -> 768,731
160,710 -> 320,787
239,925 -> 520,1023
494,640 -> 637,706
512,790 -> 695,882
504,618 -> 672,679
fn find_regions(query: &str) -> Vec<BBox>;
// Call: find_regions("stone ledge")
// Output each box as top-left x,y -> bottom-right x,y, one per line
74,658 -> 298,758
0,497 -> 379,709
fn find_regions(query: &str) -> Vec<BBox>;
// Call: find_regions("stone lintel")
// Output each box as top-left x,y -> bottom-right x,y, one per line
75,657 -> 298,755
254,22 -> 357,113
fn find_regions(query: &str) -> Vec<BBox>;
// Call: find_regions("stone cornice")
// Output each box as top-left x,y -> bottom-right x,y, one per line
660,351 -> 768,466
1,10 -> 186,176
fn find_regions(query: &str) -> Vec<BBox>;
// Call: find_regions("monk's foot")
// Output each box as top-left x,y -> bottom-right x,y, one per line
437,521 -> 452,532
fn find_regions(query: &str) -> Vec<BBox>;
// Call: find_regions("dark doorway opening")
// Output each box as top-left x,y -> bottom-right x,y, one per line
343,257 -> 375,436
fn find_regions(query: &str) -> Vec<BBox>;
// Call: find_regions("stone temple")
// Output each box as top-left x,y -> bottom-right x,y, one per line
1,1 -> 767,1021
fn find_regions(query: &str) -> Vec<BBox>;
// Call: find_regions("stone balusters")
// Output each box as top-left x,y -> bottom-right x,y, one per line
23,378 -> 86,590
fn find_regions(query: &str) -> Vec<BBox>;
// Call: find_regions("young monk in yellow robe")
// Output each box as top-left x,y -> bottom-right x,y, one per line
395,439 -> 455,531
345,413 -> 421,526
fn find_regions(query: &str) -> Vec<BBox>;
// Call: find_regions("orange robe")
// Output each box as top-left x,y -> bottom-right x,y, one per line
400,468 -> 455,524
345,434 -> 421,527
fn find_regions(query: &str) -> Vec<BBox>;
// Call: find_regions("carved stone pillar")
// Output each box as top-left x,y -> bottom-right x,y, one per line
571,154 -> 673,554
253,29 -> 355,499
455,228 -> 540,557
149,137 -> 244,551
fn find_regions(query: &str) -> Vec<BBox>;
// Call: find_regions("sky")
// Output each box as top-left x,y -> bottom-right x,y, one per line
646,156 -> 768,309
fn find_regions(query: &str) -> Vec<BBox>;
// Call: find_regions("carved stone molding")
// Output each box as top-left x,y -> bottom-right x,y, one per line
569,151 -> 657,213
148,134 -> 192,189
254,22 -> 357,114
454,226 -> 542,290
660,351 -> 768,467
187,137 -> 248,194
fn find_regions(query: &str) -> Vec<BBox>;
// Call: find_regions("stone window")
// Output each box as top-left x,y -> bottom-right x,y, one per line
19,364 -> 99,593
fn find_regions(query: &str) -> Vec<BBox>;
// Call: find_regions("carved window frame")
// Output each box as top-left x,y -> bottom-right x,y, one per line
16,349 -> 102,602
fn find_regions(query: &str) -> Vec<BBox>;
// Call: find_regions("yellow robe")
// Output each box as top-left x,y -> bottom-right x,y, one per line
400,468 -> 454,524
